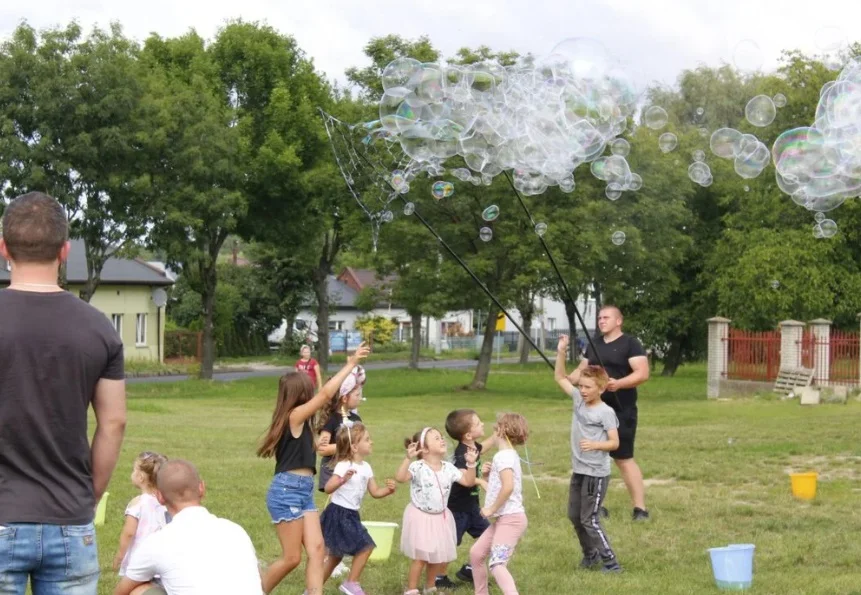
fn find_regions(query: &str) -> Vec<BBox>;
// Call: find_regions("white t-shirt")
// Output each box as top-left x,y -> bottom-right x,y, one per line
331,461 -> 373,510
119,493 -> 169,576
484,449 -> 524,517
408,460 -> 463,514
124,506 -> 263,594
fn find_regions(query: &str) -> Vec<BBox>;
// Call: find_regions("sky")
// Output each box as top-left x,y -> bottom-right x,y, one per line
1,0 -> 860,93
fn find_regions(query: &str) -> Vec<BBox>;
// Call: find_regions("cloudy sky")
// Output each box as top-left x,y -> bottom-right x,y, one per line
2,0 -> 860,92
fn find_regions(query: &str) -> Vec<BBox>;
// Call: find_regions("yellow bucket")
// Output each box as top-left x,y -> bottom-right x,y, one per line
362,521 -> 398,561
790,472 -> 817,500
94,492 -> 110,526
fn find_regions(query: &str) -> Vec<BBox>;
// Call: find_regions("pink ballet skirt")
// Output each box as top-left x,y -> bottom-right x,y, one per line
399,503 -> 458,563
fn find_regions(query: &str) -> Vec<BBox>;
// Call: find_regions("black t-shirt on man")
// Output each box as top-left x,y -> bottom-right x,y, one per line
0,289 -> 125,525
584,333 -> 646,411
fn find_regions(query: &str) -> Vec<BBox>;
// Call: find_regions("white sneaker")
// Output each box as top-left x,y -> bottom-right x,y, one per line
331,561 -> 349,577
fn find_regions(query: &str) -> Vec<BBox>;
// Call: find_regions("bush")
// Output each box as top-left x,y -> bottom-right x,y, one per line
355,315 -> 397,345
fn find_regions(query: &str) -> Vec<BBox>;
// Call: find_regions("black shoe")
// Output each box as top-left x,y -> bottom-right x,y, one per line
600,506 -> 610,519
601,561 -> 623,573
632,507 -> 650,521
435,575 -> 460,589
579,556 -> 601,570
455,565 -> 473,583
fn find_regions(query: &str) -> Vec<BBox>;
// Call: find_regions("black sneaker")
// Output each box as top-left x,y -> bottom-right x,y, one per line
579,556 -> 601,570
455,565 -> 473,583
601,561 -> 623,573
435,575 -> 460,589
632,507 -> 650,521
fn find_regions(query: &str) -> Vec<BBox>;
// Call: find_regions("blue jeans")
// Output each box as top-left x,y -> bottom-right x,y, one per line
266,472 -> 317,523
0,523 -> 99,595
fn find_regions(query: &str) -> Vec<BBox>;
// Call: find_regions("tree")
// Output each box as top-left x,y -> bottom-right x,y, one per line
0,21 -> 153,301
142,22 -> 330,378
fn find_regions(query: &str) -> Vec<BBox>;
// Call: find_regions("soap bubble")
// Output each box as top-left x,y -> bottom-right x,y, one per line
534,222 -> 547,237
431,180 -> 454,199
403,202 -> 415,216
605,183 -> 623,201
815,26 -> 846,52
659,132 -> 678,153
771,280 -> 780,290
745,95 -> 777,127
819,219 -> 838,238
481,204 -> 500,222
733,39 -> 763,71
381,210 -> 394,223
610,138 -> 631,157
611,230 -> 626,245
645,106 -> 669,130
479,227 -> 493,242
814,211 -> 825,222
710,128 -> 743,159
692,150 -> 706,162
773,93 -> 787,108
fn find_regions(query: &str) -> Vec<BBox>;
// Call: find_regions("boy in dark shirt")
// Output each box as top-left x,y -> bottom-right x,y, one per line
435,408 -> 497,588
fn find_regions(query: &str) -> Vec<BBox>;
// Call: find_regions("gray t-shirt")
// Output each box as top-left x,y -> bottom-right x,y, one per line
570,388 -> 619,477
0,289 -> 124,525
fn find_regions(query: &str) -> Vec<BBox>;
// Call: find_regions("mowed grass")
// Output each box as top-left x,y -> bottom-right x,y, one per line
92,364 -> 861,594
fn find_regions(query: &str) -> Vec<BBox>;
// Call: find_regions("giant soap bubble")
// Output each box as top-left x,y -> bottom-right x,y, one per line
372,38 -> 646,195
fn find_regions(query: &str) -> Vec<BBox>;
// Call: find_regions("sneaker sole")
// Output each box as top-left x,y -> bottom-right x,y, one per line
339,586 -> 364,595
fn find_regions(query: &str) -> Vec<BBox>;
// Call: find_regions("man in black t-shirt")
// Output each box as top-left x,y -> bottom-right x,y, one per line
0,192 -> 127,593
569,306 -> 651,521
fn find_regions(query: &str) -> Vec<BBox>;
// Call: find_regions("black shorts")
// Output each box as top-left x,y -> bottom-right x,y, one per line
452,508 -> 490,546
611,407 -> 638,460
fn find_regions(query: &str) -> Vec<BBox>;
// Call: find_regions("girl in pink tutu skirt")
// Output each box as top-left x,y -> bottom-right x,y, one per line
395,427 -> 478,595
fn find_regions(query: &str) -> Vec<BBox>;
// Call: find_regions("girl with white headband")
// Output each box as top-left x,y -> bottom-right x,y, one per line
316,366 -> 366,494
394,426 -> 478,595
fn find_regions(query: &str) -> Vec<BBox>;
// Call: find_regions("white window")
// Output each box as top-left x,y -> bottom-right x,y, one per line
548,318 -> 556,331
111,314 -> 122,336
135,314 -> 147,346
328,320 -> 344,331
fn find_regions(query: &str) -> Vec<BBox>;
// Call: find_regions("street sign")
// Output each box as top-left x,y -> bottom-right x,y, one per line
495,312 -> 506,332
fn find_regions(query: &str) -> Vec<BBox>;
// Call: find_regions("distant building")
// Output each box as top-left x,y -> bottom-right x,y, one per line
1,239 -> 175,362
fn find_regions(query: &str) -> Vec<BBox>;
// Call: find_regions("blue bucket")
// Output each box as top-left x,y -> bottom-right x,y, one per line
708,544 -> 754,590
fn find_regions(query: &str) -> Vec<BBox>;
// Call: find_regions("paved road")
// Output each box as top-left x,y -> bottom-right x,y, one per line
126,357 -> 539,384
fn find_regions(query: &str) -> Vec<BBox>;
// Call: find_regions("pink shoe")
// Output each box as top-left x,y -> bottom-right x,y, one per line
340,582 -> 367,595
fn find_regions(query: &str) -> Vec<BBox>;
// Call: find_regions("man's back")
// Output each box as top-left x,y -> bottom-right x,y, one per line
126,506 -> 263,594
0,289 -> 124,525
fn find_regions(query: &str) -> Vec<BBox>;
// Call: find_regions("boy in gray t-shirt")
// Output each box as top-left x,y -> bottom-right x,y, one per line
554,335 -> 622,573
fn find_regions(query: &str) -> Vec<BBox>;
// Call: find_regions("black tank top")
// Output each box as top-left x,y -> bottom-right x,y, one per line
275,420 -> 316,474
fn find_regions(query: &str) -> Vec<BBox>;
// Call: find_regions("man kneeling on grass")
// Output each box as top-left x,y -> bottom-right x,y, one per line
114,459 -> 264,595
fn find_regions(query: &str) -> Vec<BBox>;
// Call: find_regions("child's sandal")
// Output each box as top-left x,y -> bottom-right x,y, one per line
403,590 -> 420,595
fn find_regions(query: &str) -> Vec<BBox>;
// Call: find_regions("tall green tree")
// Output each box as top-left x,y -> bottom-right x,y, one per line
0,21 -> 153,301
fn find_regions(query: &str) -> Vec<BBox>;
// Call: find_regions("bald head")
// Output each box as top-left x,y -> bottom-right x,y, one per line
600,305 -> 622,320
156,459 -> 203,508
597,305 -> 624,337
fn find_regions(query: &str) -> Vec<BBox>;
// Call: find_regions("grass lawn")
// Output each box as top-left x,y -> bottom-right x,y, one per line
92,363 -> 861,594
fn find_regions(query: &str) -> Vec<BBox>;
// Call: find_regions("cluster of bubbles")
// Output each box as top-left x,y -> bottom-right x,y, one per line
771,57 -> 861,234
372,37 -> 643,200
707,127 -> 772,181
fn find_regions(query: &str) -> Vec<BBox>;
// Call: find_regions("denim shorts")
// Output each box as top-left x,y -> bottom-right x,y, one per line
0,522 -> 99,595
266,472 -> 317,523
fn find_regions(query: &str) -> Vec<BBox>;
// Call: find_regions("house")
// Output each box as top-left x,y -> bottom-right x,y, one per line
268,268 -> 474,348
0,239 -> 175,362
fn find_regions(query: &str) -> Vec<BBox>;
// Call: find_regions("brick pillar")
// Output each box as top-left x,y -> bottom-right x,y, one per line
707,317 -> 731,399
779,320 -> 805,370
809,318 -> 831,386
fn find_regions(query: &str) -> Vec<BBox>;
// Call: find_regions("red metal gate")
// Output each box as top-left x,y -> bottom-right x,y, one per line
724,328 -> 781,381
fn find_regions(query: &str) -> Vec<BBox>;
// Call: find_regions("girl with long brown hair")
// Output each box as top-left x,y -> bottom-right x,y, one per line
257,342 -> 371,595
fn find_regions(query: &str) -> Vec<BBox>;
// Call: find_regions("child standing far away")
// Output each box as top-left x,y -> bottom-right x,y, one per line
257,342 -> 371,595
113,451 -> 169,577
320,422 -> 397,595
296,344 -> 323,391
434,409 -> 497,589
470,413 -> 530,595
395,427 -> 478,595
554,334 -> 623,573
